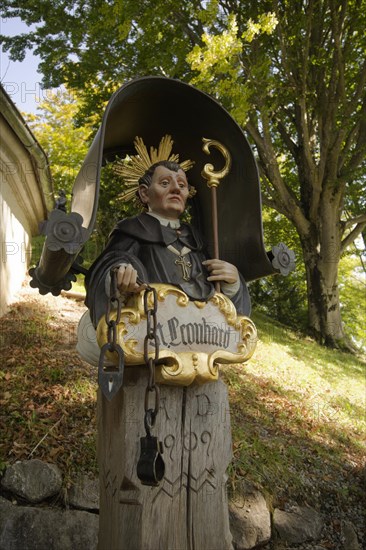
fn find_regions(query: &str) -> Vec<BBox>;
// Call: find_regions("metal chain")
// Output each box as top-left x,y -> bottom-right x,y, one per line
97,267 -> 124,401
98,270 -> 161,421
99,273 -> 164,483
104,268 -> 123,351
142,285 -> 160,435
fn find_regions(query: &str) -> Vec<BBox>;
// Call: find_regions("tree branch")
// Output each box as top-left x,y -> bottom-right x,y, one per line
277,120 -> 298,158
246,116 -> 310,235
317,4 -> 347,186
171,12 -> 204,46
257,168 -> 288,215
340,96 -> 366,177
343,213 -> 366,230
341,221 -> 366,254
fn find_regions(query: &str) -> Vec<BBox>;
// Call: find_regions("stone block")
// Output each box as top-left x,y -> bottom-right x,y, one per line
273,505 -> 323,544
229,483 -> 271,550
1,460 -> 62,504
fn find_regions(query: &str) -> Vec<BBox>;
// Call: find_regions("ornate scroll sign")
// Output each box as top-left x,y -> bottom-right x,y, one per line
97,285 -> 257,386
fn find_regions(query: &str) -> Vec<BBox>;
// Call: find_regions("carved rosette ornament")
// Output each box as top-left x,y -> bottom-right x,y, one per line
271,242 -> 296,276
97,284 -> 257,386
29,209 -> 88,295
42,209 -> 87,254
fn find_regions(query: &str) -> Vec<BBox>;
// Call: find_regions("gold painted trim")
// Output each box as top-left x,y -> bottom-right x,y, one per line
96,284 -> 257,386
201,138 -> 232,188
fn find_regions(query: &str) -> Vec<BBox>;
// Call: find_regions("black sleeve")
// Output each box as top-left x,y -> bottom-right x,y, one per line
228,274 -> 251,316
85,231 -> 147,327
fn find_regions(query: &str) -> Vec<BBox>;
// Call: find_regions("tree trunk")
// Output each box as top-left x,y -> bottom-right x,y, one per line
304,249 -> 345,346
300,194 -> 347,348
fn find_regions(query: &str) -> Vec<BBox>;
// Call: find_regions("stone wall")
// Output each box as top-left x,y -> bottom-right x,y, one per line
1,459 -> 361,550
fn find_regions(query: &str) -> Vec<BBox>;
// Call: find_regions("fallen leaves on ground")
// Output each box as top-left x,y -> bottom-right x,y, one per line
0,281 -> 97,485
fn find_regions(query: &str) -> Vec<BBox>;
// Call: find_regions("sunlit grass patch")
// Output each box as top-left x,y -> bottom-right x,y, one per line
224,311 -> 366,508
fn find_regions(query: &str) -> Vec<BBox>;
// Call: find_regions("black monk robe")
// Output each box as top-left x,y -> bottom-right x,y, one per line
85,213 -> 251,327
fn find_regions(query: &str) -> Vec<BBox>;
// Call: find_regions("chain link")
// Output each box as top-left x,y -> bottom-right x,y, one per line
104,268 -> 123,352
142,286 -> 160,432
99,270 -> 161,427
99,271 -> 164,483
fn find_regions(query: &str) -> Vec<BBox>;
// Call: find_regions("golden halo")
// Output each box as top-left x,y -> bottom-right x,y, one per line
113,135 -> 195,202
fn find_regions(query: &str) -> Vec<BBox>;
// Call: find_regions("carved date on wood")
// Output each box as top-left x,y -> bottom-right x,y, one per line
97,367 -> 233,550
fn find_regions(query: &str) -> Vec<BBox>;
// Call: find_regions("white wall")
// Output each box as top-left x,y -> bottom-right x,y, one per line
0,108 -> 51,316
0,177 -> 32,316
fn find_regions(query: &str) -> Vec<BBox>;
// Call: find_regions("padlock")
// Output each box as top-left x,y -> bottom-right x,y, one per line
136,434 -> 165,486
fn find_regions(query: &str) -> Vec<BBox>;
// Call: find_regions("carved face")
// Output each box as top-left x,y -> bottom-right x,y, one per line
138,165 -> 189,219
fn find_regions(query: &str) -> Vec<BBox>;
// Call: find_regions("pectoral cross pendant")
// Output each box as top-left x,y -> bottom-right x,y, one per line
175,255 -> 192,281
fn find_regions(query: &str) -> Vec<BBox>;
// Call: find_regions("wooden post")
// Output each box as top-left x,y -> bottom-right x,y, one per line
97,367 -> 234,550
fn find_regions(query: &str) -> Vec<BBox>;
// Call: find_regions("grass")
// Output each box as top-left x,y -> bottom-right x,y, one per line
0,290 -> 365,512
70,274 -> 87,294
223,310 -> 365,510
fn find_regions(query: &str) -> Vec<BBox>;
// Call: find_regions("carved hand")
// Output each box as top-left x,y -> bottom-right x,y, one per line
202,259 -> 239,285
116,264 -> 145,293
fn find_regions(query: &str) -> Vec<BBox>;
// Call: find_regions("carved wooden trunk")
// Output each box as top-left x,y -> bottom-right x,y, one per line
97,368 -> 234,550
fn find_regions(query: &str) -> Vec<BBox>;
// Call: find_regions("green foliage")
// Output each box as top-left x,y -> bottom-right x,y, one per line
241,12 -> 278,42
251,207 -> 307,329
187,14 -> 252,124
185,1 -> 366,346
0,0 -> 202,124
187,10 -> 279,124
339,253 -> 366,350
26,89 -> 94,203
93,162 -> 141,249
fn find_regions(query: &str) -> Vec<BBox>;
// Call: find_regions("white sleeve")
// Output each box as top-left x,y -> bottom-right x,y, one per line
220,278 -> 241,298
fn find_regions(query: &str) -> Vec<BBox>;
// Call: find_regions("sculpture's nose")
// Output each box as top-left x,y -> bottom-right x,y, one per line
170,178 -> 181,192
